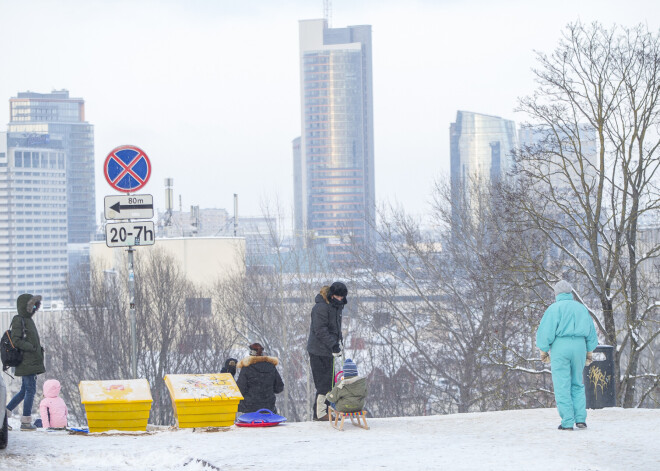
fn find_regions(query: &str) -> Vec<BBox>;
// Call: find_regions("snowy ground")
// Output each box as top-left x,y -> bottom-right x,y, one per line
2,407 -> 659,470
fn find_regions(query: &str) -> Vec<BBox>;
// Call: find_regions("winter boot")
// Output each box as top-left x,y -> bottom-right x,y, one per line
575,422 -> 587,429
6,409 -> 12,430
20,415 -> 36,431
314,394 -> 328,421
557,424 -> 573,431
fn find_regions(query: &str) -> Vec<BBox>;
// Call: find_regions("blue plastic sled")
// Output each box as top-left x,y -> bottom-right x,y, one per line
68,427 -> 89,433
235,409 -> 286,426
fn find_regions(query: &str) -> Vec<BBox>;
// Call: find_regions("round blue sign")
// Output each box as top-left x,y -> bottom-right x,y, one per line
104,145 -> 151,192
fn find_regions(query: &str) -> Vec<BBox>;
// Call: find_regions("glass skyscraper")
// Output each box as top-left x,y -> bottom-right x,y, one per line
8,90 -> 95,245
450,111 -> 518,222
294,19 -> 375,262
0,90 -> 95,307
0,133 -> 69,307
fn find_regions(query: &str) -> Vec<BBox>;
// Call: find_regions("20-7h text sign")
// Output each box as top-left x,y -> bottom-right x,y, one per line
105,221 -> 155,248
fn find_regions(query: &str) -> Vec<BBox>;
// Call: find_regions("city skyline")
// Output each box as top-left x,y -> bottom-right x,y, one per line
1,0 -> 659,227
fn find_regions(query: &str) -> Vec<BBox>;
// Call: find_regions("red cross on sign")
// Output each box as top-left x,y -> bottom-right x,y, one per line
104,145 -> 152,193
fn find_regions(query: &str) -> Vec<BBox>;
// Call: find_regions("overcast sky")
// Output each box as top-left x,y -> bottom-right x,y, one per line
1,0 -> 659,227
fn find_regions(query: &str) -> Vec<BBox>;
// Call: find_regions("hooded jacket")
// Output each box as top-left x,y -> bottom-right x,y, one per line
10,293 -> 45,376
236,355 -> 284,413
536,292 -> 599,353
307,286 -> 344,357
39,379 -> 68,428
220,358 -> 238,377
326,376 -> 367,412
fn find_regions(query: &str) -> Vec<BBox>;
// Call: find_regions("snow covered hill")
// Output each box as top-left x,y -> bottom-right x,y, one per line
2,407 -> 659,470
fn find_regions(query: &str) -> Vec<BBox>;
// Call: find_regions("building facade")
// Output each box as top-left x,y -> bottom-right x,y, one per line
450,111 -> 518,223
0,90 -> 95,307
8,90 -> 95,246
294,19 -> 375,261
0,133 -> 69,307
90,237 -> 245,288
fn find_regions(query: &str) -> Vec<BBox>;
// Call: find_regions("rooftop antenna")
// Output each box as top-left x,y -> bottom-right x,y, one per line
233,193 -> 238,236
323,0 -> 332,28
164,178 -> 174,227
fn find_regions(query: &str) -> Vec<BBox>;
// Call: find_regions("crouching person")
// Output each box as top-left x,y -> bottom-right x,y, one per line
236,343 -> 284,414
39,379 -> 68,430
326,359 -> 367,413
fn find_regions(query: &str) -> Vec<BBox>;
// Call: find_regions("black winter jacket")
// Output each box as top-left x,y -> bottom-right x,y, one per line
236,356 -> 284,413
306,286 -> 344,357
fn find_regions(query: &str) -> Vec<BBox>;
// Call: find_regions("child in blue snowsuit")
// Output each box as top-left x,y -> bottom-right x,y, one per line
536,280 -> 598,430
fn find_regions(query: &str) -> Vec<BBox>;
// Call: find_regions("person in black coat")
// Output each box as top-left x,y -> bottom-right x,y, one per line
306,281 -> 347,420
236,343 -> 284,413
220,358 -> 238,378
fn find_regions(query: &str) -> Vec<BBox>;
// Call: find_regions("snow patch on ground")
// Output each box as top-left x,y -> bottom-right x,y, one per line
3,407 -> 659,470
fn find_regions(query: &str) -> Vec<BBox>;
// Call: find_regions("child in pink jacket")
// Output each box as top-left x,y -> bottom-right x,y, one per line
39,379 -> 68,429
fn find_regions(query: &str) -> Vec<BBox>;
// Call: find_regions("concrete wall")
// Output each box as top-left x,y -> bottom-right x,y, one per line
90,236 -> 246,288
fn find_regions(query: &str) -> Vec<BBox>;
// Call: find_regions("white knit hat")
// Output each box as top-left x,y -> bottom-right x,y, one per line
553,280 -> 573,297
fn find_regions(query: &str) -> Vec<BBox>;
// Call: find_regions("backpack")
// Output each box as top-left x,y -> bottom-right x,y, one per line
1,316 -> 26,372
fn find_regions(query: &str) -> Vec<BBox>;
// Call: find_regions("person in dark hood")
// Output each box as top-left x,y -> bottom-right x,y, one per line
306,281 -> 347,420
6,294 -> 45,431
236,343 -> 284,414
220,358 -> 238,378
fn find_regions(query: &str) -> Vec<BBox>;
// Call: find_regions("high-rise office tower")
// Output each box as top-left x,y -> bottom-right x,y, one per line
1,90 -> 95,307
294,19 -> 375,261
0,132 -> 69,307
8,90 -> 95,245
450,111 -> 518,223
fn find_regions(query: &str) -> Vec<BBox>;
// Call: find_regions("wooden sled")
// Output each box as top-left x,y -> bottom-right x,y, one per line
328,406 -> 369,431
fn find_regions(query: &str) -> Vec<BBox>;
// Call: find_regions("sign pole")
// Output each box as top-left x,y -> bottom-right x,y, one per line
128,245 -> 137,379
103,144 -> 153,380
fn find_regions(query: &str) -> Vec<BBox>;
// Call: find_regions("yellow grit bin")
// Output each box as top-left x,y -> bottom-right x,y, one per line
164,373 -> 243,428
79,379 -> 153,432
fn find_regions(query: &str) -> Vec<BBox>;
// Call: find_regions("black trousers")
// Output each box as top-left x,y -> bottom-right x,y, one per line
309,353 -> 333,419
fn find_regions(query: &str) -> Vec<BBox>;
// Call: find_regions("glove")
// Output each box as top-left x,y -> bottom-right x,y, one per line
540,350 -> 550,364
332,344 -> 342,356
585,351 -> 593,367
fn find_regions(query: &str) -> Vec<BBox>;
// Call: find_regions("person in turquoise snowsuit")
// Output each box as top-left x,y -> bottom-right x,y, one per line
536,280 -> 599,430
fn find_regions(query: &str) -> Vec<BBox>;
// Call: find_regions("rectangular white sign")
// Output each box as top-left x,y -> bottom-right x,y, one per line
104,194 -> 154,220
105,221 -> 156,248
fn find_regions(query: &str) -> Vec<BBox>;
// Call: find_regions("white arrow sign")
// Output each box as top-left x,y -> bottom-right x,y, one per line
104,194 -> 154,220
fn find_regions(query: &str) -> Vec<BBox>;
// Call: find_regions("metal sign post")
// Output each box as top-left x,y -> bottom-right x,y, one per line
103,144 -> 153,380
128,248 -> 137,379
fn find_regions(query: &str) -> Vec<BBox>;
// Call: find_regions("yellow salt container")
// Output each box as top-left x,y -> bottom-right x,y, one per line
79,379 -> 153,433
164,373 -> 243,428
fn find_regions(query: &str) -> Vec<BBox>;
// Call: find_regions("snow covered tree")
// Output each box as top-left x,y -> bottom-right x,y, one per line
514,22 -> 660,406
344,180 -> 554,415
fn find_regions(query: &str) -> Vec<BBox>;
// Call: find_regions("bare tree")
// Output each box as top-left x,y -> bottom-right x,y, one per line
44,249 -> 238,426
344,178 -> 554,415
514,22 -> 660,406
213,202 -> 328,422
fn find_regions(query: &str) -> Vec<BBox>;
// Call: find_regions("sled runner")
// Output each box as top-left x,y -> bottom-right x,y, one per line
328,406 -> 369,431
234,421 -> 281,428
